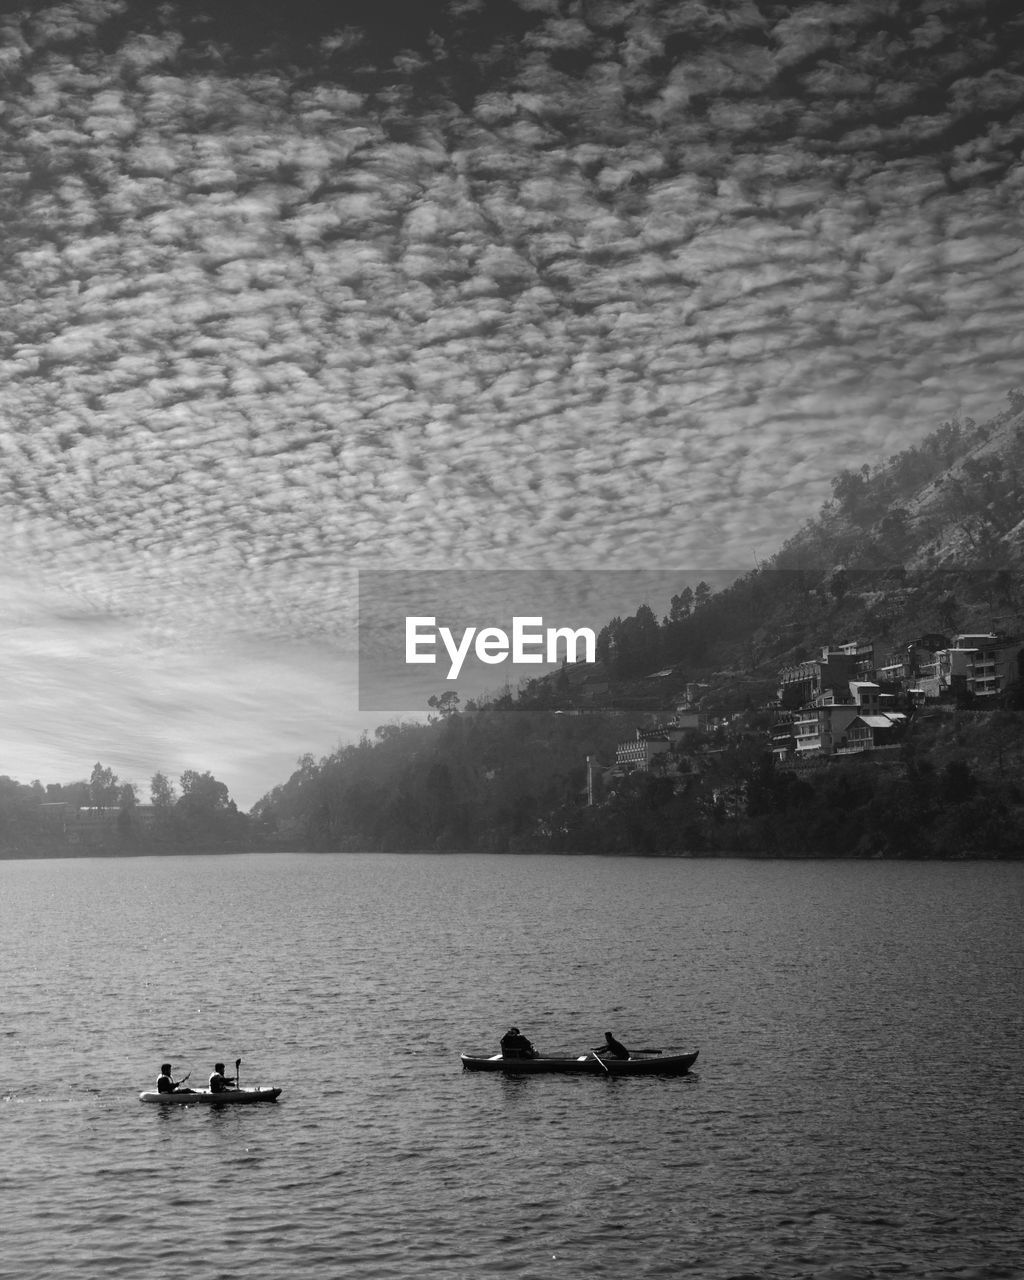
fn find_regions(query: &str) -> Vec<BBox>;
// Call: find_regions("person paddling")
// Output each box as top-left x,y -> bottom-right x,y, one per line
157,1063 -> 192,1094
595,1031 -> 630,1060
209,1062 -> 236,1093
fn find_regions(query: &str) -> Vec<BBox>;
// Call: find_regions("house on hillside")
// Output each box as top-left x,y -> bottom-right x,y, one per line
614,716 -> 710,772
832,639 -> 885,681
875,635 -> 949,693
772,679 -> 906,761
778,647 -> 859,708
615,729 -> 672,772
917,633 -> 1024,700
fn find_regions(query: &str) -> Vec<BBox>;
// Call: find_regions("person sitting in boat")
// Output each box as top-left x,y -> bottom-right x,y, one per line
209,1062 -> 236,1093
157,1063 -> 192,1094
595,1031 -> 630,1060
500,1026 -> 537,1059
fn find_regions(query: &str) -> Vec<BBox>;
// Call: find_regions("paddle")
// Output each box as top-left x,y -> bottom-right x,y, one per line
591,1050 -> 610,1073
235,1058 -> 241,1089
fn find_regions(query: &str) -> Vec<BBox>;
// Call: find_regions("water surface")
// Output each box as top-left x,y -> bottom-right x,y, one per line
2,854 -> 1021,1277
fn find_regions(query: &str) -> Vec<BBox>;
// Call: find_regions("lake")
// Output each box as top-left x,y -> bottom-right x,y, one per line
2,853 -> 1021,1278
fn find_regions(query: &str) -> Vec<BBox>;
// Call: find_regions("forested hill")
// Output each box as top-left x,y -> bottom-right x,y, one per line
248,389 -> 1024,859
580,389 -> 1024,694
772,387 -> 1024,575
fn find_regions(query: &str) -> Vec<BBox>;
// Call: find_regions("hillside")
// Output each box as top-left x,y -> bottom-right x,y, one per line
244,389 -> 1024,858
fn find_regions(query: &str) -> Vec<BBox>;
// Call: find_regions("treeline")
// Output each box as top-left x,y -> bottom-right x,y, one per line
250,707 -> 635,852
247,698 -> 1024,858
562,713 -> 1024,858
0,762 -> 249,857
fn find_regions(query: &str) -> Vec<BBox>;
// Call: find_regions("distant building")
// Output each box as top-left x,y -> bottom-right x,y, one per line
669,712 -> 705,734
615,729 -> 672,772
614,717 -> 708,771
772,680 -> 906,760
778,648 -> 859,708
832,639 -> 885,681
917,634 -> 1023,699
876,635 -> 949,692
68,806 -> 122,846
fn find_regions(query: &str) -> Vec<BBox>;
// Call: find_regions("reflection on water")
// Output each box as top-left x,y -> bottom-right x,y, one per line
1,853 -> 1021,1278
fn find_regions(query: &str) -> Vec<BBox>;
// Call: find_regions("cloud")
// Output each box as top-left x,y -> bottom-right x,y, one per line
1,0 -> 1023,799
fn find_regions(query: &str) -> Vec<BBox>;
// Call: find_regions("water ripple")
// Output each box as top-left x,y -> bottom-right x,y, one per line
0,854 -> 1021,1278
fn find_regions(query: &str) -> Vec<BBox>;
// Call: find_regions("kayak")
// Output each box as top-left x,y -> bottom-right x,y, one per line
139,1086 -> 282,1104
460,1050 -> 698,1076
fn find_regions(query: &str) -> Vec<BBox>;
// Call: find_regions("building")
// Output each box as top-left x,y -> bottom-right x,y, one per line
614,716 -> 710,773
875,635 -> 949,692
917,634 -> 1024,700
67,806 -> 122,846
615,729 -> 672,772
832,639 -> 885,681
772,680 -> 906,760
778,648 -> 859,708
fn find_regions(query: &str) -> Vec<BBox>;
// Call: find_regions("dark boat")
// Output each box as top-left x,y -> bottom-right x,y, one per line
460,1049 -> 698,1076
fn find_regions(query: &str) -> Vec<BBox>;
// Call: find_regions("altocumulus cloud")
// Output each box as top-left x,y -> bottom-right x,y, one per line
1,0 -> 1023,802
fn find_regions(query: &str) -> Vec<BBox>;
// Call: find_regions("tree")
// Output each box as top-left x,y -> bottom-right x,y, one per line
427,691 -> 461,720
669,588 -> 693,622
89,763 -> 120,807
595,616 -> 623,667
938,594 -> 959,632
831,466 -> 869,518
179,770 -> 231,812
174,770 -> 243,848
151,773 -> 177,810
828,569 -> 848,601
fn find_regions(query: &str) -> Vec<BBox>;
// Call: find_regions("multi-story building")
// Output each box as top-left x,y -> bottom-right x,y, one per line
615,729 -> 672,772
614,719 -> 707,772
875,635 -> 949,692
918,634 -> 1024,699
832,639 -> 885,682
772,680 -> 906,760
778,648 -> 859,708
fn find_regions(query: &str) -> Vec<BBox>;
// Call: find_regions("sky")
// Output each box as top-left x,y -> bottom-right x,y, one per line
2,0 -> 1023,808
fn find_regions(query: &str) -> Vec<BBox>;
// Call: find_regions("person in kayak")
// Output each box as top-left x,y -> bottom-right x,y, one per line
500,1026 -> 537,1059
209,1062 -> 237,1093
595,1031 -> 630,1060
157,1064 -> 193,1093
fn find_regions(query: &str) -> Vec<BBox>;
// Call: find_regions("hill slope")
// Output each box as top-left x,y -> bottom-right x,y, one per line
248,388 -> 1024,858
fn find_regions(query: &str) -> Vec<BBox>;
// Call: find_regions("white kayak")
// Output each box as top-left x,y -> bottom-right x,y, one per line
139,1086 -> 282,1105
